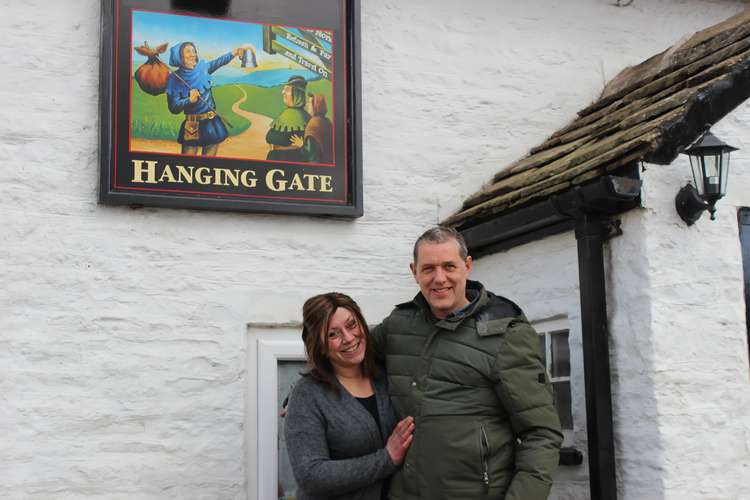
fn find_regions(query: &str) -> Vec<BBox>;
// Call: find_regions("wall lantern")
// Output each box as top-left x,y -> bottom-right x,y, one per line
675,129 -> 738,225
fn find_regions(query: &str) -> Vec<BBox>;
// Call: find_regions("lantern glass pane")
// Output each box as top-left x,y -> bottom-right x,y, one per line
689,155 -> 704,195
704,154 -> 721,197
720,153 -> 730,197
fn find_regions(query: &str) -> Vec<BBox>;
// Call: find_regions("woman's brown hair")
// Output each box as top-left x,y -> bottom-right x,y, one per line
301,292 -> 376,393
311,93 -> 327,117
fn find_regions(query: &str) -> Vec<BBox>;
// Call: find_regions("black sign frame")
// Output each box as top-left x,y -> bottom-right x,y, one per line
99,0 -> 362,217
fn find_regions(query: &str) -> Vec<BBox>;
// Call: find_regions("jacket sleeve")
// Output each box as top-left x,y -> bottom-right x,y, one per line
207,52 -> 234,74
491,319 -> 563,500
284,381 -> 397,497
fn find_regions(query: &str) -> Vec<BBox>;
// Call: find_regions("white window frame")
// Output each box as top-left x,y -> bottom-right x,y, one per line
246,325 -> 305,500
532,317 -> 574,444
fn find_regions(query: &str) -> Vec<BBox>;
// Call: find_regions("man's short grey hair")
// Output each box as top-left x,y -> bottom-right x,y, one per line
412,226 -> 469,263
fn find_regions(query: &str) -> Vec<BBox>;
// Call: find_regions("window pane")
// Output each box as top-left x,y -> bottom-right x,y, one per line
550,330 -> 570,377
278,360 -> 307,500
538,333 -> 547,366
553,380 -> 573,430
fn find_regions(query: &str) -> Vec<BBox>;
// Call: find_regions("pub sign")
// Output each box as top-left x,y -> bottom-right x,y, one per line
99,0 -> 362,216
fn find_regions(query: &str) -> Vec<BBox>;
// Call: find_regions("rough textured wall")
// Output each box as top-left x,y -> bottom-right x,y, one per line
2,0 -> 748,498
610,100 -> 750,499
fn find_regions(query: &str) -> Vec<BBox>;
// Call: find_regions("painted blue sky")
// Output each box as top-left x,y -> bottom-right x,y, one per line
131,10 -> 332,69
132,10 -> 263,62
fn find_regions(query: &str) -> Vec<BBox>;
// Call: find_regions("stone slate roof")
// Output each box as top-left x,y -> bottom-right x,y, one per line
444,9 -> 750,228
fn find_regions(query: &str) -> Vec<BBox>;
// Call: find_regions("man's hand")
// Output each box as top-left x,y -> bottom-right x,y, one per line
386,416 -> 415,465
188,88 -> 200,103
233,46 -> 255,58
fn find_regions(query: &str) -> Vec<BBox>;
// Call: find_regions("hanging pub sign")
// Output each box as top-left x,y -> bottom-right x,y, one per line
99,0 -> 362,216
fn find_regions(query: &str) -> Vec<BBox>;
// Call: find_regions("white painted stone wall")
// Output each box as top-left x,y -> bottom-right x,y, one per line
3,0 -> 749,498
607,99 -> 750,499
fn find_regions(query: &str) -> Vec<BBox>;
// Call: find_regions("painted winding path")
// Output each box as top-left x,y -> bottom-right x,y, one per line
129,85 -> 272,160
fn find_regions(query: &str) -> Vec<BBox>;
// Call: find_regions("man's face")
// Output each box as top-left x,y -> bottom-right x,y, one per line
410,239 -> 473,319
282,85 -> 294,106
181,44 -> 197,69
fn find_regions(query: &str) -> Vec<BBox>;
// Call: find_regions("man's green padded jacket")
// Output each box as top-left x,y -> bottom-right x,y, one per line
371,281 -> 563,500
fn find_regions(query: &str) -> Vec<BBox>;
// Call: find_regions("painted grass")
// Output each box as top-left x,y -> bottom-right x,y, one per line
212,85 -> 251,135
130,80 -> 250,140
130,78 -> 334,140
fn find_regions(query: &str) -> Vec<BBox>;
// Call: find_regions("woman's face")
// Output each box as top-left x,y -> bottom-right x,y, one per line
323,307 -> 366,372
181,44 -> 197,69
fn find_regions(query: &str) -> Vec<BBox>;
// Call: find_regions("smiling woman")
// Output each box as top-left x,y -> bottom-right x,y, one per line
284,292 -> 415,500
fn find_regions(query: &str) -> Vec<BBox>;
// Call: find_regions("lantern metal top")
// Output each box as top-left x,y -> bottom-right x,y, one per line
683,130 -> 738,156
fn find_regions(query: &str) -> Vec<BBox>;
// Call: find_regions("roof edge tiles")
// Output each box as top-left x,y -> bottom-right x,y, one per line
445,9 -> 750,229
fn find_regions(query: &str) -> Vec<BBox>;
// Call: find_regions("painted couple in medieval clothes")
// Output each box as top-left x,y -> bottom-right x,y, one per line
266,75 -> 333,164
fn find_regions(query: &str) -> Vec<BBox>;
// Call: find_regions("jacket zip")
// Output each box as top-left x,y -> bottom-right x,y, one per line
479,424 -> 490,487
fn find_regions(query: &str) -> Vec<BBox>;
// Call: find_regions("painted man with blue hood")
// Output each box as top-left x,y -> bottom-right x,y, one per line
166,42 -> 244,156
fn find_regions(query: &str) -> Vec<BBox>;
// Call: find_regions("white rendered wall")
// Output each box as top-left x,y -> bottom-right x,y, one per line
2,0 -> 749,498
606,99 -> 750,500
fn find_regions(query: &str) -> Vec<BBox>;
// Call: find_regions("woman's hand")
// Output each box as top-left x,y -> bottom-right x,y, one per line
386,416 -> 415,465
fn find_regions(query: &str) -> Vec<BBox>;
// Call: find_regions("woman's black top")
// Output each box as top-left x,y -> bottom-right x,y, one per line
356,394 -> 388,500
355,394 -> 381,437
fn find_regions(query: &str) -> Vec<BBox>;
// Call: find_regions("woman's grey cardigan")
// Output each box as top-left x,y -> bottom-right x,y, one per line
284,373 -> 398,500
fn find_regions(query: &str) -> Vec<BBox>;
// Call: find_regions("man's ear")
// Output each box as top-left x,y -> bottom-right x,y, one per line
465,255 -> 473,274
410,262 -> 417,281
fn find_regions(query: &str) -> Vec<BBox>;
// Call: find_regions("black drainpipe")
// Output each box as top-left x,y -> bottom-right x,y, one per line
574,213 -> 617,500
460,175 -> 641,500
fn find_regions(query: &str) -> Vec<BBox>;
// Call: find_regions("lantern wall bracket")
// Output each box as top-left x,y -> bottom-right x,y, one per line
675,183 -> 711,225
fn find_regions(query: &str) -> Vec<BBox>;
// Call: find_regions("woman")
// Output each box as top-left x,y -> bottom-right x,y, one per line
165,42 -> 244,156
290,93 -> 333,163
284,293 -> 414,500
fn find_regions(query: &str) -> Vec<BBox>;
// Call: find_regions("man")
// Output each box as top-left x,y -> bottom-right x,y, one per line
371,226 -> 562,500
265,75 -> 310,162
165,42 -> 246,156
